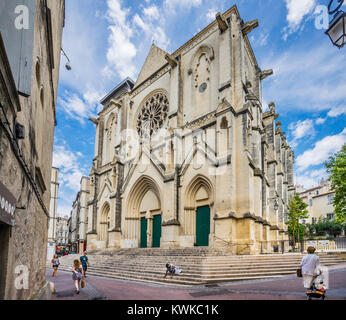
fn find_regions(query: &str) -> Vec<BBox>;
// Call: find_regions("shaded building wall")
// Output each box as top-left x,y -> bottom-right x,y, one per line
0,0 -> 65,300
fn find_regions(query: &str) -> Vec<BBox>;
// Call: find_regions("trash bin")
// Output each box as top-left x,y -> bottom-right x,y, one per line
273,245 -> 279,252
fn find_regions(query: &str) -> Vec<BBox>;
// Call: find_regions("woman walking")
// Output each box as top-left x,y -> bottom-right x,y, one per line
51,255 -> 60,277
300,246 -> 322,292
72,259 -> 83,294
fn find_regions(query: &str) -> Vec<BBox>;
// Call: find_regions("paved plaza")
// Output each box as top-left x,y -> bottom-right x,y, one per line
47,263 -> 346,301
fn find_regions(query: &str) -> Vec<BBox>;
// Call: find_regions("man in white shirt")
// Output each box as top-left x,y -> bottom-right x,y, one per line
301,246 -> 322,291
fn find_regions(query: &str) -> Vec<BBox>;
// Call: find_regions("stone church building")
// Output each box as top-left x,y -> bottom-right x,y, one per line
85,5 -> 295,254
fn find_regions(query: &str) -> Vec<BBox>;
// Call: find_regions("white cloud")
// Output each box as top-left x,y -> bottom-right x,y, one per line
310,168 -> 327,178
327,105 -> 346,117
262,44 -> 346,113
52,143 -> 90,216
251,32 -> 269,47
143,5 -> 160,21
296,128 -> 346,171
288,119 -> 315,147
133,13 -> 170,50
59,4 -> 107,96
315,117 -> 326,125
295,174 -> 319,189
164,0 -> 202,10
283,0 -> 316,39
206,8 -> 217,22
105,0 -> 137,79
52,145 -> 86,193
295,168 -> 327,189
58,90 -> 102,124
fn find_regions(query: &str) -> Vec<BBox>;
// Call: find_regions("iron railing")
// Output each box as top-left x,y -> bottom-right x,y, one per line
260,237 -> 346,254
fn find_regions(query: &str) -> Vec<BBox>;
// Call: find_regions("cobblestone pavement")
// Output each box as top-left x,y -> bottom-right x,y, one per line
47,263 -> 346,300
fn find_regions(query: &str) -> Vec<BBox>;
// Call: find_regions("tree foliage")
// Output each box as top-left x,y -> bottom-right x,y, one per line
286,194 -> 309,241
325,144 -> 346,224
307,217 -> 345,237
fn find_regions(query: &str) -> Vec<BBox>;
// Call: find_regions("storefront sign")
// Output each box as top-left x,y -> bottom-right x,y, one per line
0,181 -> 16,226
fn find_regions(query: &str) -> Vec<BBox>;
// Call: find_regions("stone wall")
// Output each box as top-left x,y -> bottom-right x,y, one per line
0,0 -> 64,300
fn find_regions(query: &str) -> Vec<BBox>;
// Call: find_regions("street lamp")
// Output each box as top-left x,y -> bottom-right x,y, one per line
326,0 -> 346,48
61,47 -> 72,70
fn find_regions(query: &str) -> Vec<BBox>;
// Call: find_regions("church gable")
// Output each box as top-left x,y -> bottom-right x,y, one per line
134,44 -> 169,88
97,180 -> 112,202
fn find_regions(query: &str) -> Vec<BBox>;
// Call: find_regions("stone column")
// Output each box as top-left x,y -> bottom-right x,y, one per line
146,211 -> 153,248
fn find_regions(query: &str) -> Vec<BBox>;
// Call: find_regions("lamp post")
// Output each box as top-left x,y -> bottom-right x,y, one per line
326,0 -> 346,48
61,47 -> 72,70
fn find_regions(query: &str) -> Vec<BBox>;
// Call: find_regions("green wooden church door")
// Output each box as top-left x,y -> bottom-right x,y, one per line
140,217 -> 147,248
152,214 -> 162,248
196,206 -> 210,246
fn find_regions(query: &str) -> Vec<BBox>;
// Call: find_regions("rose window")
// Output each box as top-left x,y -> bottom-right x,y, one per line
136,92 -> 169,138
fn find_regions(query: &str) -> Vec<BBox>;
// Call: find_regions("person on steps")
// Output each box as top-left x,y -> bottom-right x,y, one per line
164,263 -> 175,279
80,251 -> 90,278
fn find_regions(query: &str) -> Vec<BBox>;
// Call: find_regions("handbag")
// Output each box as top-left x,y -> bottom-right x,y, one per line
297,267 -> 302,278
81,279 -> 86,288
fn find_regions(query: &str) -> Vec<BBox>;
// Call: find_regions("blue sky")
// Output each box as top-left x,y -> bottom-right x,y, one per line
52,0 -> 346,217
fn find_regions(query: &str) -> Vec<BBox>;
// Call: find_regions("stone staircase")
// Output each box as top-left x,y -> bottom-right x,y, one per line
47,248 -> 346,286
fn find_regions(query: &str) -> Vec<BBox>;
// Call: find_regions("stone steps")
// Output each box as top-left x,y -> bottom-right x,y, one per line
55,261 -> 339,275
46,252 -> 346,286
87,247 -> 231,257
50,264 -> 296,284
53,255 -> 344,269
55,259 -> 340,275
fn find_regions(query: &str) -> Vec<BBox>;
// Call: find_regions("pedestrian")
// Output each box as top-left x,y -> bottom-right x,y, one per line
164,263 -> 175,279
72,259 -> 83,294
51,254 -> 60,277
300,246 -> 322,292
80,251 -> 90,278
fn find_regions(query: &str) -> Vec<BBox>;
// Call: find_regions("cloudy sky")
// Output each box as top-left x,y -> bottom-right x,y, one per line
53,0 -> 346,217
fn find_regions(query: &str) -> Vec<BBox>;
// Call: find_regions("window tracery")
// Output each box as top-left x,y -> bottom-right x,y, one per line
136,92 -> 169,138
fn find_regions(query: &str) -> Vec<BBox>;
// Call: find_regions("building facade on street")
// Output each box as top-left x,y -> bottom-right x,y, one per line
69,176 -> 90,253
69,199 -> 78,253
84,5 -> 295,255
55,215 -> 69,248
47,167 -> 59,261
0,1 -> 65,299
298,180 -> 336,224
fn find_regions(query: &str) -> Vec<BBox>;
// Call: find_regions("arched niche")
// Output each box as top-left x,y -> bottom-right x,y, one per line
98,202 -> 110,242
188,45 -> 215,118
103,112 -> 118,164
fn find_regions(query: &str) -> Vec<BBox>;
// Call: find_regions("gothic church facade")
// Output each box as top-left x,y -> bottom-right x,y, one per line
85,6 -> 295,254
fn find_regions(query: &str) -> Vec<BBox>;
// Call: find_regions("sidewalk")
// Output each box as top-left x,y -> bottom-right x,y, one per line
47,263 -> 346,300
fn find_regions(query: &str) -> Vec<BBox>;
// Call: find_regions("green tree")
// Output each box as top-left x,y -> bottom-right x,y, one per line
308,217 -> 344,237
325,144 -> 346,224
286,194 -> 309,242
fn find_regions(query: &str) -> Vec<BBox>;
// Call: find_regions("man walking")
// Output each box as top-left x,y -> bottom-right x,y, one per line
80,251 -> 90,278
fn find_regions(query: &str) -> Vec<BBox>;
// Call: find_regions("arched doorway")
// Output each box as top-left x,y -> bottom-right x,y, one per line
184,175 -> 214,247
125,176 -> 162,248
98,203 -> 110,245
